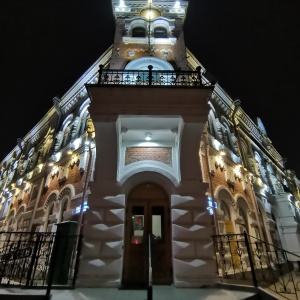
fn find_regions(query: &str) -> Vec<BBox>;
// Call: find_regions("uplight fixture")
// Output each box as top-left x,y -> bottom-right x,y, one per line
145,132 -> 152,141
219,144 -> 226,156
174,1 -> 181,8
220,149 -> 226,156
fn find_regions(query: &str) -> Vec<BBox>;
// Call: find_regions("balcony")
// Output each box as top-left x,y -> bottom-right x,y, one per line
86,65 -> 215,123
95,65 -> 214,87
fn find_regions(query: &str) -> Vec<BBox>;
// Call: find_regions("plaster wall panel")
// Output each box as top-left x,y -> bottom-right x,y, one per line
81,240 -> 101,257
82,241 -> 123,259
195,241 -> 215,257
171,192 -> 217,287
173,240 -> 215,259
100,241 -> 123,258
88,194 -> 125,208
79,192 -> 125,287
172,208 -> 211,224
85,207 -> 125,223
171,195 -> 207,209
172,224 -> 212,240
77,257 -> 123,287
83,223 -> 124,240
173,257 -> 218,287
85,209 -> 105,223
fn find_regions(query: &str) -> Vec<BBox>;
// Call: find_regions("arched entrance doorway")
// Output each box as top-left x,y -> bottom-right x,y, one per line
122,182 -> 172,287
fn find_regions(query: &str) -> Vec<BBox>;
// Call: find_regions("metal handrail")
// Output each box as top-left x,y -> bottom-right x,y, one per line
213,232 -> 300,300
213,232 -> 300,259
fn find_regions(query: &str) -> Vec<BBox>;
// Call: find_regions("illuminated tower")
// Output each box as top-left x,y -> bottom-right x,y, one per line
78,0 -> 217,288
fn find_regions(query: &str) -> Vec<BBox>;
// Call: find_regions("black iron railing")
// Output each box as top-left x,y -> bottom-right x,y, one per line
0,231 -> 79,292
213,232 -> 300,300
97,64 -> 214,87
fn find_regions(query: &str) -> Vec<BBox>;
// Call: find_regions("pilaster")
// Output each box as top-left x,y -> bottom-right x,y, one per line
274,193 -> 300,258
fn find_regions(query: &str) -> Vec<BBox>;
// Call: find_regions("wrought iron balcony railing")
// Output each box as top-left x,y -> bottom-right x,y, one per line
97,64 -> 215,87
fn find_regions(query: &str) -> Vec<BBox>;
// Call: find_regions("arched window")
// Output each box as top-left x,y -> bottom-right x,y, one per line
59,200 -> 68,223
7,217 -> 16,231
17,216 -> 24,231
220,201 -> 230,220
154,27 -> 167,38
238,207 -> 248,233
132,27 -> 146,37
62,122 -> 72,148
80,111 -> 90,136
45,203 -> 54,231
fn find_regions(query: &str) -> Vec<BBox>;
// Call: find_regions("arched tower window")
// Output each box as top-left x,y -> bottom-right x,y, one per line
154,27 -> 167,38
132,27 -> 146,37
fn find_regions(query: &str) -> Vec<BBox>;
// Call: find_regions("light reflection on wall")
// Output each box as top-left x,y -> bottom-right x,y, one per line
207,197 -> 217,215
75,202 -> 89,214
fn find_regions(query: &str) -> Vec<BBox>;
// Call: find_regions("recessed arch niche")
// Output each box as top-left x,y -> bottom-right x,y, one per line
125,57 -> 174,71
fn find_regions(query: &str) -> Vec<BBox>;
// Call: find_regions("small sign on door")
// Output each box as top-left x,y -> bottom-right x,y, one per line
133,215 -> 144,230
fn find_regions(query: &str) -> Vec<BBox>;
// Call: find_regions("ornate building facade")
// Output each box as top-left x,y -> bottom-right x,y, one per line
0,0 -> 300,289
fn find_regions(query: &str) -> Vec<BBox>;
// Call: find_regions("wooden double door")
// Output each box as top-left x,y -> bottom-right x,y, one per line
122,183 -> 172,287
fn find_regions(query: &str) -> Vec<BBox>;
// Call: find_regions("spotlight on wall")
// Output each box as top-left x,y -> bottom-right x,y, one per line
145,132 -> 152,141
219,145 -> 226,156
219,149 -> 226,156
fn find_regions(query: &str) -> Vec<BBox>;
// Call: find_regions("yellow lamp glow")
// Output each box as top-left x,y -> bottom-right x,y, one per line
140,8 -> 161,20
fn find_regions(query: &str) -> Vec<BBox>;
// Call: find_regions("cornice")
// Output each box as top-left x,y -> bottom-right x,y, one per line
186,48 -> 206,71
112,1 -> 189,20
185,49 -> 281,165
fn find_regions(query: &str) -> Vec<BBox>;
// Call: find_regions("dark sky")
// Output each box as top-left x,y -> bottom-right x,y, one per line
1,0 -> 300,175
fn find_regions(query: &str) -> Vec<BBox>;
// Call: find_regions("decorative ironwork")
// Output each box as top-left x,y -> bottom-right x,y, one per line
0,231 -> 79,289
97,64 -> 214,87
213,232 -> 300,300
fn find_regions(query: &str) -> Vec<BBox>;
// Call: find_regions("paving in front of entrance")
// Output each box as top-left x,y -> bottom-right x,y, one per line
0,285 -> 259,300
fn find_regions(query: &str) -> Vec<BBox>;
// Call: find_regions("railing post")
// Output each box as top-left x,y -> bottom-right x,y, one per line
46,231 -> 61,299
0,232 -> 12,283
98,64 -> 104,84
147,233 -> 153,300
148,65 -> 153,85
72,234 -> 83,287
147,282 -> 153,300
26,233 -> 41,287
243,231 -> 258,288
196,66 -> 203,86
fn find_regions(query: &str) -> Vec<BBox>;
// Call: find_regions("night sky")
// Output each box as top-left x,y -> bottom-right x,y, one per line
1,0 -> 300,175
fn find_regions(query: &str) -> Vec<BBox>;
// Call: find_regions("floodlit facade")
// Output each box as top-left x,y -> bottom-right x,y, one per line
0,0 -> 300,289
